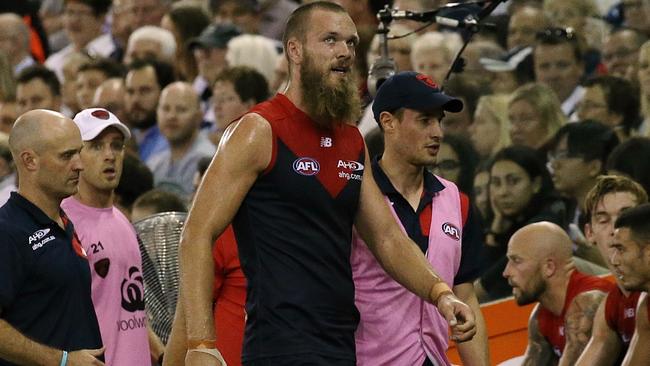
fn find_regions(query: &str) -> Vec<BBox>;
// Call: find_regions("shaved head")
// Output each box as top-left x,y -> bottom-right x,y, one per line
160,82 -> 200,111
510,221 -> 573,262
9,109 -> 83,202
9,109 -> 72,158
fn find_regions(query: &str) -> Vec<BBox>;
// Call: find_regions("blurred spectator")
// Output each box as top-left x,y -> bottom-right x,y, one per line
189,24 -> 242,124
256,0 -> 299,41
639,40 -> 650,132
108,0 -> 134,62
0,98 -> 17,134
211,66 -> 270,145
432,133 -> 480,197
507,5 -> 550,50
606,137 -> 650,195
0,13 -> 36,76
0,1 -> 50,62
578,75 -> 641,140
442,75 -> 482,138
462,39 -> 506,92
0,133 -> 14,192
534,27 -> 585,117
366,23 -> 416,74
508,82 -> 566,150
544,0 -> 610,53
473,161 -> 491,222
225,34 -> 280,85
411,31 -> 463,85
45,0 -> 114,81
114,152 -> 154,220
39,0 -> 67,53
93,78 -> 128,125
212,0 -> 261,34
60,51 -> 90,117
476,145 -> 567,301
130,188 -> 187,223
602,28 -> 646,81
621,0 -> 650,37
0,51 -> 16,102
148,82 -> 215,200
124,26 -> 177,65
75,58 -> 125,110
161,3 -> 211,82
124,0 -> 170,31
479,46 -> 535,94
469,94 -> 510,160
16,65 -> 62,114
546,121 -> 620,250
124,59 -> 175,162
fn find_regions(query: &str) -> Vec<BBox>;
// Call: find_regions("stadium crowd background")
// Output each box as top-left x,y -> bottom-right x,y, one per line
1,0 -> 650,362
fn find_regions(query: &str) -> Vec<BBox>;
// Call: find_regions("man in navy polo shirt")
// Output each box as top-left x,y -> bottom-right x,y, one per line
0,110 -> 104,365
351,71 -> 489,366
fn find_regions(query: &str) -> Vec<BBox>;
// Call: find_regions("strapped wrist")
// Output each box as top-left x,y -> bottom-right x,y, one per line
429,281 -> 453,307
187,339 -> 216,350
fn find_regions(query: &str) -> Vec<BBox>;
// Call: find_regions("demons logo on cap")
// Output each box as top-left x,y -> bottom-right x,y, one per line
416,74 -> 439,89
91,109 -> 110,120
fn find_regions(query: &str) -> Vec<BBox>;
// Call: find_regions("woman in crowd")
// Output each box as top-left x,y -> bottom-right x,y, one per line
475,145 -> 567,301
508,82 -> 566,150
432,133 -> 480,197
210,66 -> 270,145
469,93 -> 510,161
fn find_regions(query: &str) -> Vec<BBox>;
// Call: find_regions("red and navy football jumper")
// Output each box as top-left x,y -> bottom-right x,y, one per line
233,94 -> 365,364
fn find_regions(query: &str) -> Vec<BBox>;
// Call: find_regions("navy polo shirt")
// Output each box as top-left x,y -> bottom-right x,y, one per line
0,192 -> 102,363
372,157 -> 484,285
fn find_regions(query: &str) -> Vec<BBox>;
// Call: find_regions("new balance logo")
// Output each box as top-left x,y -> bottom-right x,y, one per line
320,137 -> 332,147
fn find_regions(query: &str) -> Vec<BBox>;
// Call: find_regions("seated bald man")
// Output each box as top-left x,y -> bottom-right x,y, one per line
0,110 -> 104,365
503,222 -> 614,366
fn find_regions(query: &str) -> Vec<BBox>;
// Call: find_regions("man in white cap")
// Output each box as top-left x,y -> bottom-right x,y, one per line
61,108 -> 163,365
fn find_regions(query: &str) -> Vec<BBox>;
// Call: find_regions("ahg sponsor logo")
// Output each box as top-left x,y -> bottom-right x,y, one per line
337,160 -> 364,171
29,228 -> 50,244
293,157 -> 320,176
442,222 -> 460,241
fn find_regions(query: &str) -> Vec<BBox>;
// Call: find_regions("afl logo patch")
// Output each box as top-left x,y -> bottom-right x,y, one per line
442,222 -> 460,241
293,157 -> 320,176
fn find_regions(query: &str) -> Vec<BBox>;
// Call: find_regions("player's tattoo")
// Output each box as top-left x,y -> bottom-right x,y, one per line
560,290 -> 607,366
523,305 -> 554,366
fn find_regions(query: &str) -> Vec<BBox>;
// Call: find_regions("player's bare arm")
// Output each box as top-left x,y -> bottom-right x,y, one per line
354,147 -> 476,342
179,113 -> 271,361
575,297 -> 622,366
522,305 -> 555,366
559,290 -> 607,366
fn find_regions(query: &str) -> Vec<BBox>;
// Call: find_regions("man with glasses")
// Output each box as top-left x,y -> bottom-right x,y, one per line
578,75 -> 641,140
602,28 -> 647,81
546,121 -> 620,263
45,0 -> 115,82
351,71 -> 488,366
61,108 -> 161,365
533,27 -> 585,117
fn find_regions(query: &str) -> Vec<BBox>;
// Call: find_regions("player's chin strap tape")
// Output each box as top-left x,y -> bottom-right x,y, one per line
188,348 -> 228,365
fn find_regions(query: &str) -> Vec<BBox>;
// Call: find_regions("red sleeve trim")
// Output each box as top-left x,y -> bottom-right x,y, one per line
459,192 -> 470,226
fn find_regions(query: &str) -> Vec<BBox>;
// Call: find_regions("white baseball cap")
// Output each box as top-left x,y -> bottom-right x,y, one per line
73,108 -> 131,141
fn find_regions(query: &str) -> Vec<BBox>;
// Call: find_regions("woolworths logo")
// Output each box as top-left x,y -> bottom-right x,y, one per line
116,315 -> 147,331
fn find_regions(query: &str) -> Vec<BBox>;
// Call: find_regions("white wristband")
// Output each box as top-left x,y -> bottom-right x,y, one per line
188,348 -> 228,366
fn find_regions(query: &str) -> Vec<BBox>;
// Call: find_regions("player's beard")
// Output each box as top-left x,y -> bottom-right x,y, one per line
300,52 -> 361,130
514,271 -> 547,306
